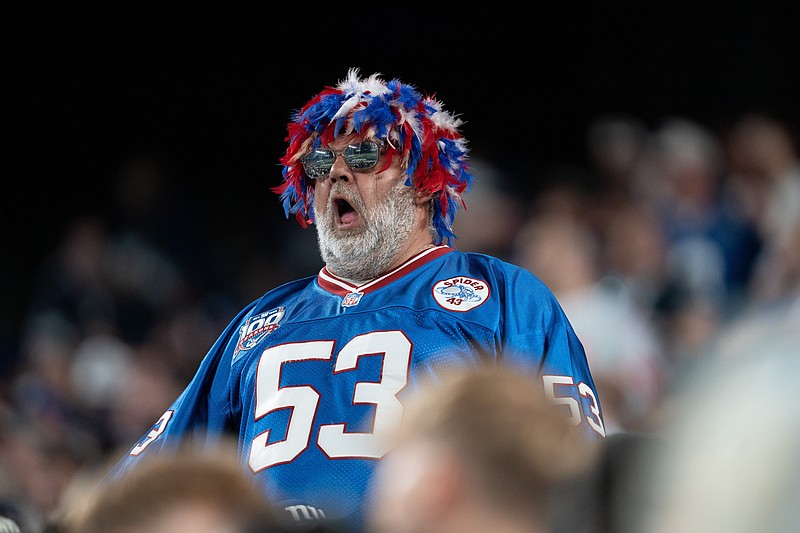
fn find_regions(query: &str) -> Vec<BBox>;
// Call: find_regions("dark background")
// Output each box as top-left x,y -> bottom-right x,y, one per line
4,5 -> 799,349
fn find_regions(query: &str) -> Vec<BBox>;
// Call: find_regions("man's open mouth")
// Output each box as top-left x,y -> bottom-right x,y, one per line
335,197 -> 360,227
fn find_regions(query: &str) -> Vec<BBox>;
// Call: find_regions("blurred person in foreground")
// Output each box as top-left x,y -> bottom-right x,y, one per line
105,69 -> 605,531
635,315 -> 800,533
367,365 -> 601,533
58,441 -> 302,533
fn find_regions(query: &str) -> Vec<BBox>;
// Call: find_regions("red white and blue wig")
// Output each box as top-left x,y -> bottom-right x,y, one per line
275,68 -> 473,245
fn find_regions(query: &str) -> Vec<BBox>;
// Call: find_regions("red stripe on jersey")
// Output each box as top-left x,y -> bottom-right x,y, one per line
317,245 -> 452,298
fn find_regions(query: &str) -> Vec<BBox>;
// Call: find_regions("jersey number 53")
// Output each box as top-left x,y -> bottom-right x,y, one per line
249,331 -> 410,472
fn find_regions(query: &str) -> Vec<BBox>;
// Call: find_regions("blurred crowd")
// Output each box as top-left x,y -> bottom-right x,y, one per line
1,111 -> 798,532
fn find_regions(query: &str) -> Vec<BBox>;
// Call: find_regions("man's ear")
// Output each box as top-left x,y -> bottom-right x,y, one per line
414,189 -> 434,206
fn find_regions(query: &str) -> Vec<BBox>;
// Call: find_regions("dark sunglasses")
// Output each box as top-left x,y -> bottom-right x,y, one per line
301,139 -> 386,180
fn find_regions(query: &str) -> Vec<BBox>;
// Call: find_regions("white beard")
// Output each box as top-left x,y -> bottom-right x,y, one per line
316,180 -> 417,282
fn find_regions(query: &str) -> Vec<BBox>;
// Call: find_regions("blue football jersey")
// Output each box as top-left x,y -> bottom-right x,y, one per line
110,245 -> 605,530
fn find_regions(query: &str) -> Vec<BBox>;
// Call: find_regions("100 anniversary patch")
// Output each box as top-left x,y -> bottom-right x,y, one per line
234,307 -> 285,357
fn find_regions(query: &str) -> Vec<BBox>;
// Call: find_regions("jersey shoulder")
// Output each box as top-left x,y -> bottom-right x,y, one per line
448,249 -> 549,289
249,274 -> 318,310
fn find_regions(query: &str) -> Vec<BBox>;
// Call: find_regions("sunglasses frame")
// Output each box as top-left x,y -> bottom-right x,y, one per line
301,139 -> 389,180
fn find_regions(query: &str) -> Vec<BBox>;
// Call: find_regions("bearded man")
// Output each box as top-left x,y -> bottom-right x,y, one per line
107,69 -> 605,533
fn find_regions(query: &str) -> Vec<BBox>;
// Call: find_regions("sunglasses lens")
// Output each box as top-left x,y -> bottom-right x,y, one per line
344,141 -> 380,170
302,141 -> 381,179
302,148 -> 335,179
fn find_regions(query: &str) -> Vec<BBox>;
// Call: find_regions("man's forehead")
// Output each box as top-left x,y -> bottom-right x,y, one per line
325,133 -> 372,149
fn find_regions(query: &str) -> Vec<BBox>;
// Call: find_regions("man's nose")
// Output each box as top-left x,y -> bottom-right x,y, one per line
328,153 -> 352,183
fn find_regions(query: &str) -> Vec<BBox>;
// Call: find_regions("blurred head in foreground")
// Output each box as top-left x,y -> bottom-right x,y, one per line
367,365 -> 600,533
65,441 -> 289,533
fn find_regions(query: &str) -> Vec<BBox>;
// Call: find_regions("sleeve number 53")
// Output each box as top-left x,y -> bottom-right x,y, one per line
542,374 -> 606,437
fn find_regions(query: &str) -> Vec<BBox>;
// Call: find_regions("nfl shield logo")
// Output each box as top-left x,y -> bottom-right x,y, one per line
342,292 -> 363,307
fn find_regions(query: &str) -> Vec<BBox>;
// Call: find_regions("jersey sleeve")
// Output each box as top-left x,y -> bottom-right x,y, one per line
498,265 -> 607,439
105,300 -> 258,479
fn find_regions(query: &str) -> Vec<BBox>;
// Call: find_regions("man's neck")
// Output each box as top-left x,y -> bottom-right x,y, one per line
385,237 -> 437,272
326,238 -> 437,285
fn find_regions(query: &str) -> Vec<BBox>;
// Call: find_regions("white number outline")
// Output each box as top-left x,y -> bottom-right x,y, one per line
129,410 -> 174,456
248,331 -> 411,472
542,374 -> 606,437
249,340 -> 332,471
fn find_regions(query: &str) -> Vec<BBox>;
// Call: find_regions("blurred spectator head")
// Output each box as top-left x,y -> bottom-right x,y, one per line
367,365 -> 600,533
601,200 -> 667,299
69,332 -> 134,412
18,312 -> 77,394
586,114 -> 649,189
652,117 -> 725,208
450,157 -> 524,259
728,113 -> 798,181
62,440 -> 290,533
726,112 -> 800,249
513,214 -> 600,295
